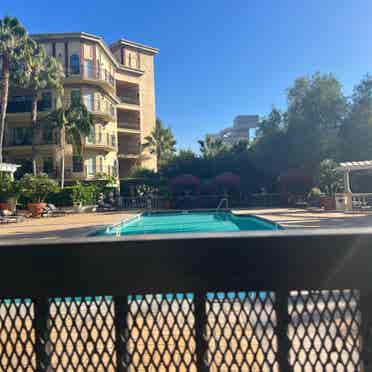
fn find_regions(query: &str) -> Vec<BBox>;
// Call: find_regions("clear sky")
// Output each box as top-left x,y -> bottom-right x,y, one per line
2,0 -> 372,150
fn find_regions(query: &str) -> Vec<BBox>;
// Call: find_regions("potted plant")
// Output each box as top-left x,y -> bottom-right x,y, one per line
20,174 -> 59,217
72,181 -> 98,212
0,173 -> 19,211
307,187 -> 322,207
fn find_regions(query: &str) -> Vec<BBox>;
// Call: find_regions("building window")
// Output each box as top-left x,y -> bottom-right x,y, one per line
98,156 -> 103,174
84,93 -> 94,111
86,157 -> 95,176
43,157 -> 54,175
84,59 -> 94,78
40,92 -> 52,111
12,127 -> 32,145
111,134 -> 116,147
43,126 -> 54,144
70,90 -> 81,105
73,155 -> 83,172
70,54 -> 80,75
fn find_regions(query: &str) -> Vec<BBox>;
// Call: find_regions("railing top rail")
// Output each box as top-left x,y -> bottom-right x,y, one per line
1,228 -> 372,297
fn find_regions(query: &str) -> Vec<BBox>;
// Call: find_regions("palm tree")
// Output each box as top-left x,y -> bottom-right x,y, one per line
143,118 -> 176,167
15,39 -> 64,175
198,135 -> 227,159
42,98 -> 94,188
0,16 -> 27,163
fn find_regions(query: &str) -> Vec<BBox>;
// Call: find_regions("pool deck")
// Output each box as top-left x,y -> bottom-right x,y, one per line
0,208 -> 372,241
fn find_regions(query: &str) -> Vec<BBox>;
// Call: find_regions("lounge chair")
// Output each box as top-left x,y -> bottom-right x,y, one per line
0,210 -> 26,224
42,204 -> 67,217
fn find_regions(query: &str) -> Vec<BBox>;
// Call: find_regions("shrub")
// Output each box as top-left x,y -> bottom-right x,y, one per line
19,174 -> 59,203
0,173 -> 19,202
71,181 -> 98,206
46,187 -> 74,207
308,187 -> 322,199
318,159 -> 343,196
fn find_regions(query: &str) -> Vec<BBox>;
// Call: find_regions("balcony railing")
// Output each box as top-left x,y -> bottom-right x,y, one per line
6,100 -> 52,114
0,229 -> 372,370
118,144 -> 140,156
68,65 -> 115,88
117,121 -> 140,131
117,95 -> 140,105
85,135 -> 117,150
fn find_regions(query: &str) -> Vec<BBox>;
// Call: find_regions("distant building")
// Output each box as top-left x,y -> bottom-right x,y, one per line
208,115 -> 259,145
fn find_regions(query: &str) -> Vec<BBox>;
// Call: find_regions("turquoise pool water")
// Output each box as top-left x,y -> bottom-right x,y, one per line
99,211 -> 281,236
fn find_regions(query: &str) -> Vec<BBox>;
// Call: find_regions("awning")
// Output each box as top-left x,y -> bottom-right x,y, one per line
338,161 -> 372,171
0,163 -> 20,173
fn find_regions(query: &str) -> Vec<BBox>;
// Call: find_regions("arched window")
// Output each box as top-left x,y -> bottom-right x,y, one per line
70,54 -> 80,75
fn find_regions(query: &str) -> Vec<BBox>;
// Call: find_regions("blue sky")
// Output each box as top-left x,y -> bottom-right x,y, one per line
2,0 -> 372,150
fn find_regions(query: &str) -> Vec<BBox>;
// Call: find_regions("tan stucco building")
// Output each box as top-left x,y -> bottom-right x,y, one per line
4,32 -> 158,182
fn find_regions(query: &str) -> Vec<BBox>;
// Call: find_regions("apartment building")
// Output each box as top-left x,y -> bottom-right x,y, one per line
4,32 -> 158,181
209,115 -> 259,145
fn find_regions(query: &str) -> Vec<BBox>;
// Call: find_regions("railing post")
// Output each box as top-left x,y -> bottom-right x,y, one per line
33,297 -> 50,372
275,290 -> 291,372
194,292 -> 208,372
114,296 -> 130,372
360,290 -> 372,371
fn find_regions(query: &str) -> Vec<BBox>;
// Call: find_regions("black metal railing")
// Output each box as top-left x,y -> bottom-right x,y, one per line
0,229 -> 371,371
119,196 -> 166,209
118,194 -> 284,210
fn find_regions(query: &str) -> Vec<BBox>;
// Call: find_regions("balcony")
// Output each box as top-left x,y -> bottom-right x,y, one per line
7,100 -> 51,114
117,121 -> 141,133
65,96 -> 116,122
85,135 -> 117,152
118,142 -> 140,158
66,65 -> 115,93
116,82 -> 140,110
0,230 -> 371,370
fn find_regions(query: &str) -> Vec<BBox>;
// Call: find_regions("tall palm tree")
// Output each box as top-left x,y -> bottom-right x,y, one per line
16,39 -> 64,174
198,135 -> 227,159
42,98 -> 94,188
0,16 -> 27,163
143,118 -> 176,167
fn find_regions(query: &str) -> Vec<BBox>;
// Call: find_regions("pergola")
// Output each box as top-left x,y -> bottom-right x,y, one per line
338,160 -> 372,193
0,163 -> 20,179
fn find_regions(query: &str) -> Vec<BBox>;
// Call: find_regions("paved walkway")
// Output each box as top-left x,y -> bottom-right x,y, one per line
0,208 -> 372,241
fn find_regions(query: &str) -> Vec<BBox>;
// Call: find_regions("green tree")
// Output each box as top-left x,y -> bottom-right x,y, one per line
0,16 -> 27,163
318,159 -> 343,195
14,39 -> 64,175
285,73 -> 347,174
198,135 -> 227,159
42,98 -> 94,188
143,118 -> 176,166
339,75 -> 372,161
257,107 -> 282,138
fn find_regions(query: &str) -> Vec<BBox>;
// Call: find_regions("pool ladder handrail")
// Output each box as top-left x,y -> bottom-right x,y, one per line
216,198 -> 229,211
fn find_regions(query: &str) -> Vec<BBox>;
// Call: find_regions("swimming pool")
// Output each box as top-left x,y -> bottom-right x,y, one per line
98,211 -> 282,236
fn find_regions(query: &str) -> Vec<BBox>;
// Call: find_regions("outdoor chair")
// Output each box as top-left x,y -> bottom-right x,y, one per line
42,204 -> 67,217
0,210 -> 26,224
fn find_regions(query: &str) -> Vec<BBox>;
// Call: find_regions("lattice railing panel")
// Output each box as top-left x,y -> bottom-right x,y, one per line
47,296 -> 116,371
0,298 -> 35,371
126,293 -> 197,371
205,291 -> 279,372
288,290 -> 361,371
0,290 -> 365,371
